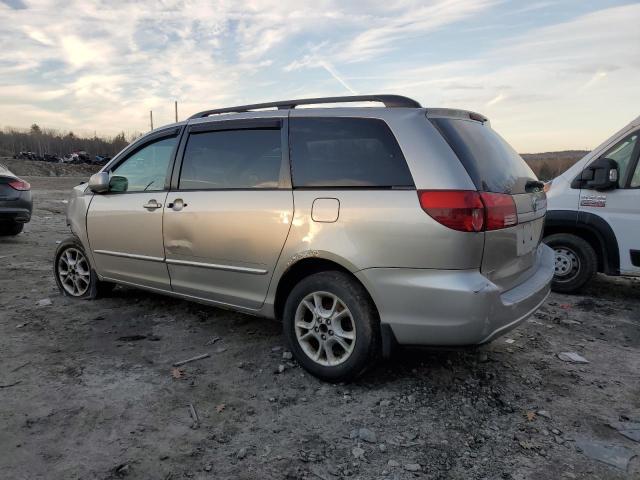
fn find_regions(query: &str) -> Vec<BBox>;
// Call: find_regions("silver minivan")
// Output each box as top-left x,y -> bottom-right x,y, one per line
55,95 -> 554,381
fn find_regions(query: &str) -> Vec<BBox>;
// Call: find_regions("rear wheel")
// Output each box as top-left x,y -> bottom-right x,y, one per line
544,233 -> 597,294
283,271 -> 380,382
54,237 -> 115,299
0,221 -> 23,236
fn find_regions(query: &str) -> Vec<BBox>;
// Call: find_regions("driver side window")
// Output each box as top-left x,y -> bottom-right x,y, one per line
110,136 -> 177,192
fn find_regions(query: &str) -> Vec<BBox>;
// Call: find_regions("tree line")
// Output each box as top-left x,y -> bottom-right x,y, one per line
0,124 -> 141,159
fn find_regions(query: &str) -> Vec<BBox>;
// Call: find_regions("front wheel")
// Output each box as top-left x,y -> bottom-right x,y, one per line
543,233 -> 597,294
283,271 -> 380,382
54,237 -> 115,299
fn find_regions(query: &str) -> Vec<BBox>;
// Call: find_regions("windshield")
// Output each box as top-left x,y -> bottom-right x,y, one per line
431,117 -> 537,194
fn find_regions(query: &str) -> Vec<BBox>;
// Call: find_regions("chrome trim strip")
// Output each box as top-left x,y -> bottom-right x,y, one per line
93,249 -> 165,263
165,258 -> 268,275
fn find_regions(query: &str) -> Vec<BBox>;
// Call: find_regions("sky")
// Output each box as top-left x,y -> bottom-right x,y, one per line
0,0 -> 638,152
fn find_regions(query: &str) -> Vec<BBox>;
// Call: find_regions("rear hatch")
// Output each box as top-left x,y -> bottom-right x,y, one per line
430,114 -> 546,291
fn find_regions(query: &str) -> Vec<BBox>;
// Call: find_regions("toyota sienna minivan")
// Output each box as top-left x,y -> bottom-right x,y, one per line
55,95 -> 554,381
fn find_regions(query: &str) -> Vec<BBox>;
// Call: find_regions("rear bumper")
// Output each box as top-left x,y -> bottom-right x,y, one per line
0,193 -> 33,223
356,244 -> 554,346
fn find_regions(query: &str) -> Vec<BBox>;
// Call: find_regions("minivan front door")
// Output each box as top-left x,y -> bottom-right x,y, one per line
87,133 -> 178,290
163,119 -> 293,310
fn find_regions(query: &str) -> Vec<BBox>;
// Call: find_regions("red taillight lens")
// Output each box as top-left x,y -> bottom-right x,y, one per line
418,190 -> 518,232
418,190 -> 485,232
480,192 -> 517,230
8,179 -> 30,191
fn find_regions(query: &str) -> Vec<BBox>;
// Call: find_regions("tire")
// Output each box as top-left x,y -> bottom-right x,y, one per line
54,237 -> 115,299
0,221 -> 23,236
283,271 -> 380,382
543,233 -> 598,294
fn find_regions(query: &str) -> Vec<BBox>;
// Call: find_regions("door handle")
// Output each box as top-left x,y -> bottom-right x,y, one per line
143,200 -> 163,210
167,198 -> 187,211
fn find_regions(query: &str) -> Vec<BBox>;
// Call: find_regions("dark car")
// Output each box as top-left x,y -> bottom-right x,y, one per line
0,163 -> 32,236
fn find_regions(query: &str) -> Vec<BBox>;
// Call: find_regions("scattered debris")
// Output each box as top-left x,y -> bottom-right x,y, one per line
237,447 -> 248,459
358,428 -> 377,443
387,459 -> 399,468
16,322 -> 29,329
608,421 -> 640,443
282,351 -> 293,360
0,380 -> 22,389
276,364 -> 285,374
575,438 -> 636,470
215,403 -> 226,413
537,410 -> 552,419
10,361 -> 30,372
526,411 -> 537,421
404,464 -> 421,472
205,336 -> 221,346
173,353 -> 210,367
504,338 -> 515,344
112,463 -> 131,477
170,368 -> 185,379
117,335 -> 147,342
36,298 -> 52,307
352,447 -> 365,459
188,403 -> 200,429
557,352 -> 589,364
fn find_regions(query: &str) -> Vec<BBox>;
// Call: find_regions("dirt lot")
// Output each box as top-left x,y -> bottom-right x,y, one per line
1,174 -> 639,480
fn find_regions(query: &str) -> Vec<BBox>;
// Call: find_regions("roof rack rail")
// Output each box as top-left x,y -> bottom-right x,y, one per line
188,94 -> 421,119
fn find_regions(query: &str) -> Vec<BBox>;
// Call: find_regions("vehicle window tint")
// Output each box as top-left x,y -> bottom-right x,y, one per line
601,133 -> 638,186
290,118 -> 413,188
111,136 -> 177,192
431,118 -> 537,194
179,129 -> 282,189
630,160 -> 640,188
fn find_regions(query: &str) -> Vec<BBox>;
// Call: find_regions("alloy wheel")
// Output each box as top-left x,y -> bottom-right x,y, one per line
57,247 -> 91,296
294,291 -> 356,366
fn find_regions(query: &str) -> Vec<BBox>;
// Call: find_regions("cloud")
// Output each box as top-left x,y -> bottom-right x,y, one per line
0,0 -> 637,152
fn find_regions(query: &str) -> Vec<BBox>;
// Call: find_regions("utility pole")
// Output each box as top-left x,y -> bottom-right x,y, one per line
175,101 -> 178,122
150,110 -> 154,131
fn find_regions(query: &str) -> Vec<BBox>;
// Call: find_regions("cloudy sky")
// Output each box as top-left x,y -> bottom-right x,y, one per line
0,0 -> 638,152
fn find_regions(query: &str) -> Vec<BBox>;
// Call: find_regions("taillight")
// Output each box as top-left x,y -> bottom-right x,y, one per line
418,190 -> 485,232
479,192 -> 518,230
8,179 -> 30,191
417,190 -> 517,232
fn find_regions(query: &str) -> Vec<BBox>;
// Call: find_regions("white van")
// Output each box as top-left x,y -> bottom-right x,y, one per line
544,115 -> 640,292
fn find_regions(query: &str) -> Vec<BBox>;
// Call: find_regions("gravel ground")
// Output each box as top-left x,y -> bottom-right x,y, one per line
1,175 -> 639,480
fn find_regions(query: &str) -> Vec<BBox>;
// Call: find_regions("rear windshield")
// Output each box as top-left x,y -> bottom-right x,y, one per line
431,117 -> 537,194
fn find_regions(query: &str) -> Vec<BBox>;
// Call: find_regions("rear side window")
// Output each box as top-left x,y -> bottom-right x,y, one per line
290,118 -> 414,188
431,118 -> 536,194
180,129 -> 282,189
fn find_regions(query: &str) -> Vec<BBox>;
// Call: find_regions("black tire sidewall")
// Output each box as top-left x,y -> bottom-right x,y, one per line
283,271 -> 379,382
54,237 -> 99,300
0,221 -> 23,236
544,233 -> 597,293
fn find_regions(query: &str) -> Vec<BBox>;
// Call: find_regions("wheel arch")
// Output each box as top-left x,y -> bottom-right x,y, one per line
544,209 -> 620,275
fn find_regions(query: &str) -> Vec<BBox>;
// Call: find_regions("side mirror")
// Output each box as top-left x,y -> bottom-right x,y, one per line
88,172 -> 110,193
108,175 -> 128,193
571,158 -> 618,191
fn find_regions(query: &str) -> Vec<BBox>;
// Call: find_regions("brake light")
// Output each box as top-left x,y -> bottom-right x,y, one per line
418,190 -> 517,232
418,190 -> 484,232
8,179 -> 30,191
480,192 -> 518,230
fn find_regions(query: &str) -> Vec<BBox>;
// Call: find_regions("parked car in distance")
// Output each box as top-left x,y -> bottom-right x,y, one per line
0,163 -> 32,236
544,114 -> 640,293
55,94 -> 554,381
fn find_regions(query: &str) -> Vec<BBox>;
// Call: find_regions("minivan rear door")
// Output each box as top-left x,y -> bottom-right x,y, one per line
163,116 -> 293,310
430,115 -> 546,291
